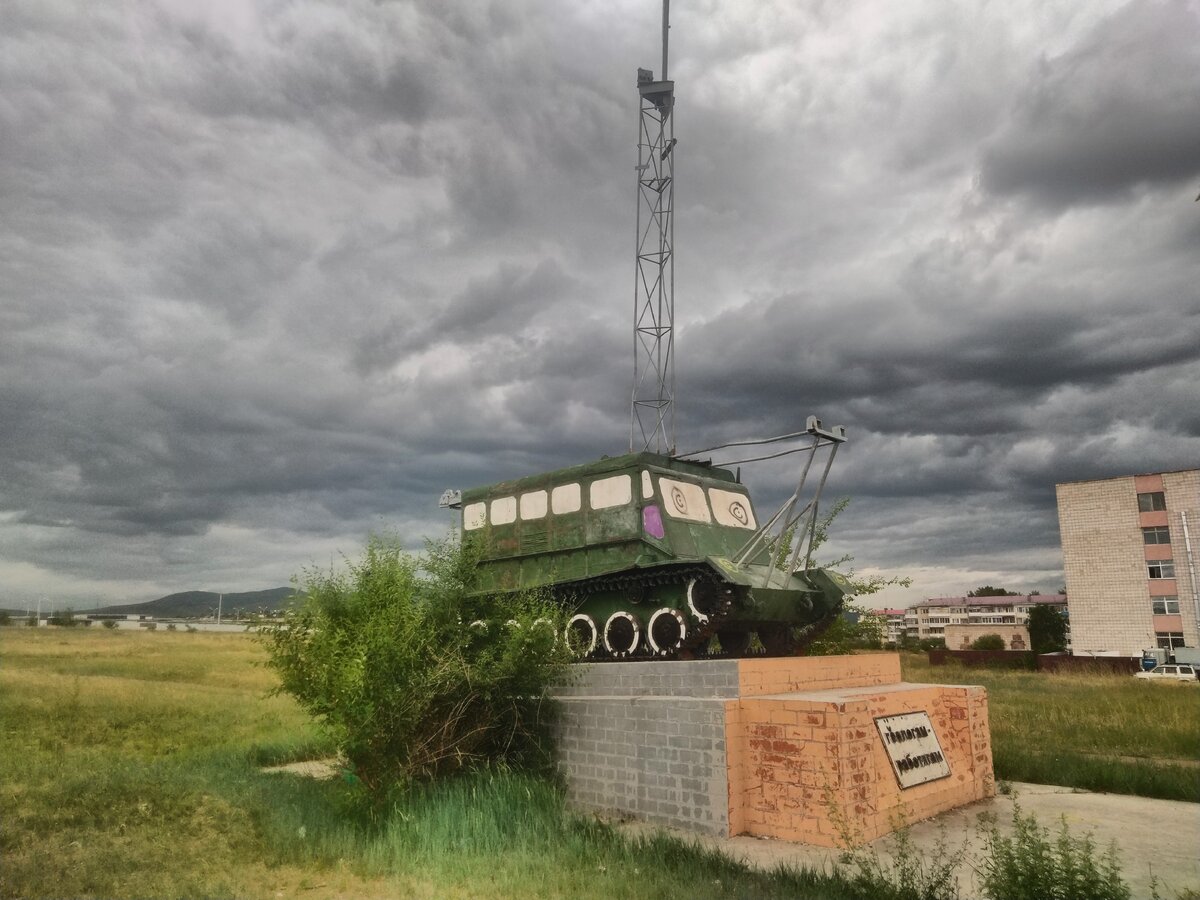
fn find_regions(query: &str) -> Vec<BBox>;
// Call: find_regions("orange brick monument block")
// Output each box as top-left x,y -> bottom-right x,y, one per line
554,653 -> 993,845
725,655 -> 994,847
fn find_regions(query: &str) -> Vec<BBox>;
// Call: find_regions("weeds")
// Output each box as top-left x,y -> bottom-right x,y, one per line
839,816 -> 962,900
977,803 -> 1130,900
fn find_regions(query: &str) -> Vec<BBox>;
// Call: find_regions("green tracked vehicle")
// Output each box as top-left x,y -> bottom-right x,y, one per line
440,417 -> 854,659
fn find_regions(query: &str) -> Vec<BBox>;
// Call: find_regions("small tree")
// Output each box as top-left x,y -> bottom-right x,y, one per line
967,586 -> 1020,597
970,633 -> 1006,651
47,608 -> 77,627
1028,604 -> 1068,654
797,499 -> 912,655
261,534 -> 573,800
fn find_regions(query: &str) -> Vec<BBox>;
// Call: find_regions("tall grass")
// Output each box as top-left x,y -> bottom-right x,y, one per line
3,630 -> 1193,898
257,767 -> 928,900
0,628 -> 890,899
901,653 -> 1200,801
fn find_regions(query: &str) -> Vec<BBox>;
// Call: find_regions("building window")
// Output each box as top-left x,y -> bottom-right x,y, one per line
1156,632 -> 1185,650
1152,596 -> 1180,615
1142,526 -> 1171,545
1147,559 -> 1175,579
1137,491 -> 1166,512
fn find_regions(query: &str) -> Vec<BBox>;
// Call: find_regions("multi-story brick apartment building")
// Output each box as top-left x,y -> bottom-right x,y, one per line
903,595 -> 1068,643
876,608 -> 907,646
1056,468 -> 1199,657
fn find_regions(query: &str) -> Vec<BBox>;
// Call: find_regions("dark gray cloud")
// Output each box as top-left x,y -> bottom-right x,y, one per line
0,0 -> 1196,609
981,0 -> 1200,205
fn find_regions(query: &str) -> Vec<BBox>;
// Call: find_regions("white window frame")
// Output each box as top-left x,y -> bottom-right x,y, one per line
1137,491 -> 1167,512
1147,559 -> 1175,579
1151,596 -> 1180,615
1142,526 -> 1171,545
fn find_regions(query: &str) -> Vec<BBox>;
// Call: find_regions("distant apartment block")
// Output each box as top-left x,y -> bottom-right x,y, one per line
903,595 -> 1068,644
876,608 -> 907,645
1057,468 -> 1199,657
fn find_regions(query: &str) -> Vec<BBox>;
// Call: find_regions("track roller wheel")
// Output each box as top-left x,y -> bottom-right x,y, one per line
647,608 -> 687,656
565,614 -> 599,657
603,611 -> 642,657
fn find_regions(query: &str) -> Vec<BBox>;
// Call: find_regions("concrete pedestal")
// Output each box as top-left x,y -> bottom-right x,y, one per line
552,654 -> 994,847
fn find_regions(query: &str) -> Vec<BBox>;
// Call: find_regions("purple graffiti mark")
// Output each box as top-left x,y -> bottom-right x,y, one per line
643,505 -> 665,540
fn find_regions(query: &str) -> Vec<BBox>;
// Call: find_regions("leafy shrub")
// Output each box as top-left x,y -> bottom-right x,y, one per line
260,535 -> 573,799
48,608 -> 78,627
978,804 -> 1130,900
971,634 -> 1006,651
0,611 -> 10,626
101,620 -> 118,630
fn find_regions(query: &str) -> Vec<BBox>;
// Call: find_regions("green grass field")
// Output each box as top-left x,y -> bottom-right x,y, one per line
901,654 -> 1200,801
3,630 -> 1197,899
0,629 -> 885,900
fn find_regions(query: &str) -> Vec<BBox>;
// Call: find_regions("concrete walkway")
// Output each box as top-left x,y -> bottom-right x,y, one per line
620,783 -> 1200,899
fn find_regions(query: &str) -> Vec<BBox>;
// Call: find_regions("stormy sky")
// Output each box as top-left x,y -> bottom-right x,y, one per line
2,0 -> 1198,611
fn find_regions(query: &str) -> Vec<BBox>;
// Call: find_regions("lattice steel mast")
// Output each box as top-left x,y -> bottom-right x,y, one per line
630,0 -> 677,454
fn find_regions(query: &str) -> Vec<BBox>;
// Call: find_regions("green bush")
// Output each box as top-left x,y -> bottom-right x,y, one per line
48,608 -> 78,627
978,804 -> 1130,900
260,535 -> 573,799
971,634 -> 1006,651
101,620 -> 118,630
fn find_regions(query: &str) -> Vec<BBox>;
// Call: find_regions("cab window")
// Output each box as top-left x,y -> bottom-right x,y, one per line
520,490 -> 548,520
659,477 -> 711,523
551,483 -> 582,514
590,474 -> 632,510
709,488 -> 756,529
491,496 -> 517,526
463,502 -> 487,531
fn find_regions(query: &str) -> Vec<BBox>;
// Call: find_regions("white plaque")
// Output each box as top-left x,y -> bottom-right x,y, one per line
875,712 -> 951,788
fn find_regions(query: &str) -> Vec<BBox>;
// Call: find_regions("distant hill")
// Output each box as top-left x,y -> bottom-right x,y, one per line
91,587 -> 301,619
